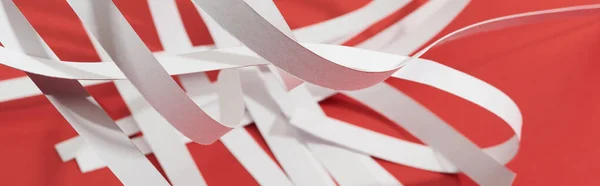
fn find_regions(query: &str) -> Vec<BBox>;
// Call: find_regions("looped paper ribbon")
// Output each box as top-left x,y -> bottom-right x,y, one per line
1,0 -> 600,186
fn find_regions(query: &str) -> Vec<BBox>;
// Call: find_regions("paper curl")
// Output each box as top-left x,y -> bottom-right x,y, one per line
2,0 -> 600,186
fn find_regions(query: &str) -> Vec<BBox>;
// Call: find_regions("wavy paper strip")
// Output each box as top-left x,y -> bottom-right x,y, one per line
2,0 -> 600,186
0,0 -> 172,185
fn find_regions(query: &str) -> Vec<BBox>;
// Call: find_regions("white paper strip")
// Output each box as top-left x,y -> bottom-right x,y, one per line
0,1 -> 169,185
220,128 -> 293,186
344,84 -> 516,186
293,0 -> 410,44
179,70 -> 293,186
189,3 -> 292,185
241,68 -> 336,186
68,0 -> 234,145
192,0 -> 402,90
261,71 -> 401,186
147,0 -> 194,52
115,80 -> 209,186
77,0 -> 208,184
356,0 -> 469,54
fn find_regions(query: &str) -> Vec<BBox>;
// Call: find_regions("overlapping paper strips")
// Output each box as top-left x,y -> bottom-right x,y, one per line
1,0 -> 598,185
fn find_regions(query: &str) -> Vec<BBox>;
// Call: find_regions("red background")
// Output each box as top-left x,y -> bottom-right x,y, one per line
1,0 -> 600,185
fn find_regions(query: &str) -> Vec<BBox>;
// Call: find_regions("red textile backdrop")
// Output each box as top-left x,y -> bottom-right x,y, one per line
1,0 -> 600,185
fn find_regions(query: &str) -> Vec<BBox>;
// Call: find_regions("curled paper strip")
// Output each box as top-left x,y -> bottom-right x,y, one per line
2,0 -> 600,186
0,0 -> 171,185
192,0 -> 404,91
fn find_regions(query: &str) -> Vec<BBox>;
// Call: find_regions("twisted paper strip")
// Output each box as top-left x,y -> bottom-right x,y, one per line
2,0 -> 599,185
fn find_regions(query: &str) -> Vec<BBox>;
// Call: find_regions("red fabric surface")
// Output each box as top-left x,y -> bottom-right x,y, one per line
1,0 -> 600,185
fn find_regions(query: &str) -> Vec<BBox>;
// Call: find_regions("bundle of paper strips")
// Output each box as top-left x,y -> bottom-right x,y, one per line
1,0 -> 600,185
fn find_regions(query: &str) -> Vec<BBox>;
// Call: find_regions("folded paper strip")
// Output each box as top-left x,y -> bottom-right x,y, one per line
1,0 -> 599,185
